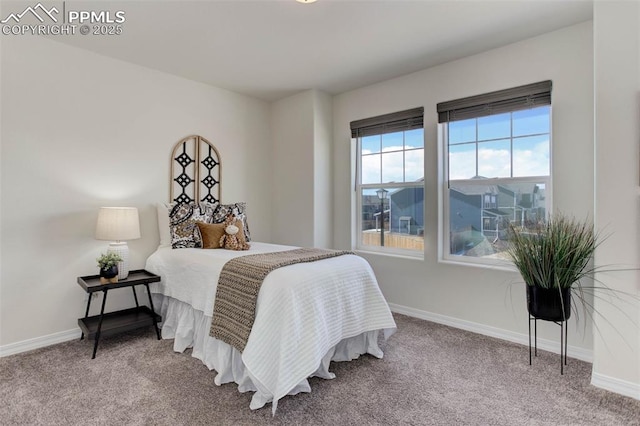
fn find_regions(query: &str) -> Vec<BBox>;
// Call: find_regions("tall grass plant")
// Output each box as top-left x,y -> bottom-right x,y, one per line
507,214 -> 599,290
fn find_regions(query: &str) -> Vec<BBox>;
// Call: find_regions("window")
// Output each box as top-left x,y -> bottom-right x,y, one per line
351,108 -> 425,256
437,81 -> 552,266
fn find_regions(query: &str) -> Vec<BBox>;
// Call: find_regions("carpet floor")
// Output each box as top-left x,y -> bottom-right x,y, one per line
1,314 -> 638,425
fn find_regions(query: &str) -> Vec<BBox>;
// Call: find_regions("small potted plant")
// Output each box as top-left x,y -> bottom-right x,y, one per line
97,252 -> 122,284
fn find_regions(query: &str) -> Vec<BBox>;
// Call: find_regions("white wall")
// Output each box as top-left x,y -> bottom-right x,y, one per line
271,89 -> 333,248
333,23 -> 595,350
592,1 -> 640,396
0,36 -> 273,346
271,91 -> 315,247
313,91 -> 333,249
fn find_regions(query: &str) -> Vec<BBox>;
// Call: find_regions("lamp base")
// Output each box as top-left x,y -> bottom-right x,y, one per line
107,242 -> 130,280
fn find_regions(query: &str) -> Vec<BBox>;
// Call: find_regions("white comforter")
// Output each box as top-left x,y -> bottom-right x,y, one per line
145,242 -> 396,413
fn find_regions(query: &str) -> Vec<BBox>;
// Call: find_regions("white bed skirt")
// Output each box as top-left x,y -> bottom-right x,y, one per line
153,293 -> 385,412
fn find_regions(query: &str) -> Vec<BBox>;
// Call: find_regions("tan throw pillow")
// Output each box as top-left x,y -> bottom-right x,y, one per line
196,222 -> 227,249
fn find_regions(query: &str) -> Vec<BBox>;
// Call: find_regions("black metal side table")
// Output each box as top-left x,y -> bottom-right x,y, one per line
77,269 -> 162,359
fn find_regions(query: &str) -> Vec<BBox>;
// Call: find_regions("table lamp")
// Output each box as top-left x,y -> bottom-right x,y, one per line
95,207 -> 141,279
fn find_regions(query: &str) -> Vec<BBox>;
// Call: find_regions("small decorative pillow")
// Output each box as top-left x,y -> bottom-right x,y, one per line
196,222 -> 227,249
212,202 -> 251,242
169,202 -> 217,249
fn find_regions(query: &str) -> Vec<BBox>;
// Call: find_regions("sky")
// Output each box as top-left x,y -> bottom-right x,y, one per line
360,106 -> 550,184
448,106 -> 550,180
449,136 -> 549,180
361,128 -> 423,185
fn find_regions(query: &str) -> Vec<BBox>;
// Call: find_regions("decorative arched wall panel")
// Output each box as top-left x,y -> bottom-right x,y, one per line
169,135 -> 221,204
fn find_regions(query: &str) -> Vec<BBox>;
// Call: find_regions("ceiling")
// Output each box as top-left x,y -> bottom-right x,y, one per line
47,0 -> 593,101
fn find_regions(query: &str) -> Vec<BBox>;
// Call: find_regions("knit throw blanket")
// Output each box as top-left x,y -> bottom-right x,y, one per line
210,248 -> 353,352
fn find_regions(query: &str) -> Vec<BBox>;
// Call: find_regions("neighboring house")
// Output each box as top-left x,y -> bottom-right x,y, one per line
389,186 -> 424,235
450,181 -> 546,248
362,194 -> 385,231
363,186 -> 425,235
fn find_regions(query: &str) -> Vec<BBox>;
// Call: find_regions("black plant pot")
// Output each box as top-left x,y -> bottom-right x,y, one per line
100,265 -> 118,279
526,285 -> 571,321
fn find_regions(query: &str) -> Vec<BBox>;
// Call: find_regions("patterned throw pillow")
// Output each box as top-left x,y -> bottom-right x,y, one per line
212,202 -> 251,242
169,202 -> 217,249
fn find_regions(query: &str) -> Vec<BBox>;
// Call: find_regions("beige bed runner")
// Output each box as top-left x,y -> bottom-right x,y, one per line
210,248 -> 353,352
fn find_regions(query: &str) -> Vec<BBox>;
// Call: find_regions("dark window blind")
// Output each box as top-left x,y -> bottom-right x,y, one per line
351,107 -> 424,138
437,80 -> 551,123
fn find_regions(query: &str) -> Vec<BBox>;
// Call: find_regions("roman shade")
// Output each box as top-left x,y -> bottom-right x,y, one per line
350,107 -> 424,138
437,80 -> 552,123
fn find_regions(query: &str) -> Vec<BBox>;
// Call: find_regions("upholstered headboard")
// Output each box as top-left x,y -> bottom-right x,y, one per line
170,135 -> 221,204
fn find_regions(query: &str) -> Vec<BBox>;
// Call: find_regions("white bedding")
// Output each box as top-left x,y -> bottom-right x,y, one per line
145,242 -> 397,413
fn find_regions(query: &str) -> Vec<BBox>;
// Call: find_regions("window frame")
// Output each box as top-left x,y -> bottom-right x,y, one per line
437,82 -> 552,268
351,108 -> 425,258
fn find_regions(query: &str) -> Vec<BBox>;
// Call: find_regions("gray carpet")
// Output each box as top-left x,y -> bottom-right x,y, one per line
1,314 -> 638,425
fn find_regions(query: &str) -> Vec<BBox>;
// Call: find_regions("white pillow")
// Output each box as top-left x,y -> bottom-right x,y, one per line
156,203 -> 171,247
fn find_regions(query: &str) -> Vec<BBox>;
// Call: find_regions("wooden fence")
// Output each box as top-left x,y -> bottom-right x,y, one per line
361,231 -> 424,251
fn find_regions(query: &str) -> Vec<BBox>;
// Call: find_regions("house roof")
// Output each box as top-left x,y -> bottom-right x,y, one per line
451,184 -> 500,196
452,181 -> 544,198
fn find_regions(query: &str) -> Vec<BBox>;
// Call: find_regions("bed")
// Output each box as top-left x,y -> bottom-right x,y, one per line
144,135 -> 396,413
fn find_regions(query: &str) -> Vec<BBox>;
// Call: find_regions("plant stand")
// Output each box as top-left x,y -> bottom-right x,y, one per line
529,315 -> 568,374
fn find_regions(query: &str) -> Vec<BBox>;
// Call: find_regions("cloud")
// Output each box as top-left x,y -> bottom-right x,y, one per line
362,139 -> 548,184
449,139 -> 549,180
512,139 -> 550,177
362,145 -> 424,184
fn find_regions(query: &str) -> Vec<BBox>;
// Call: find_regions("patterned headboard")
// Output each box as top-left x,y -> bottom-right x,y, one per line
170,135 -> 221,204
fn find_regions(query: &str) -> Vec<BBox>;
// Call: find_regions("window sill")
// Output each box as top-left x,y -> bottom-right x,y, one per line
438,257 -> 517,273
355,248 -> 424,261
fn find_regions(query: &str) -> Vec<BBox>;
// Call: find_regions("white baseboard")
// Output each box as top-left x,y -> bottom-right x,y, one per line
388,303 -> 593,362
0,328 -> 81,358
591,372 -> 640,400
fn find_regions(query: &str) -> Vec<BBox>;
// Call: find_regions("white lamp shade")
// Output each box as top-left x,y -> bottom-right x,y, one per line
95,207 -> 141,241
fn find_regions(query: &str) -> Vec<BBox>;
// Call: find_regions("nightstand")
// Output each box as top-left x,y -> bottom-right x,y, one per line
77,269 -> 162,359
